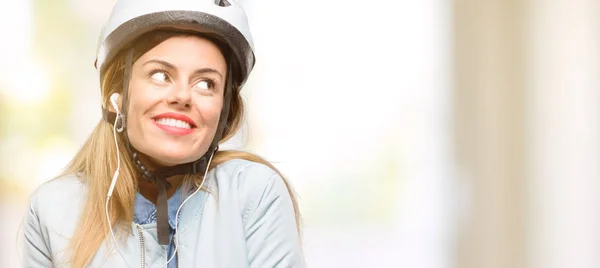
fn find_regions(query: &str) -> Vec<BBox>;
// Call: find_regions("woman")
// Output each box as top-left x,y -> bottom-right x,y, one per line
22,0 -> 304,267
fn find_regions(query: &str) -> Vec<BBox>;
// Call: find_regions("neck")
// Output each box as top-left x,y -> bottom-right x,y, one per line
138,175 -> 184,204
135,152 -> 184,204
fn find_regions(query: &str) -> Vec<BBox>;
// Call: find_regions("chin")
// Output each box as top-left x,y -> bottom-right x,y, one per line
137,140 -> 209,167
154,147 -> 208,165
154,154 -> 198,166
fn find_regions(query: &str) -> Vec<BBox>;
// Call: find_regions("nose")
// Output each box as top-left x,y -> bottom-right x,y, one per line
167,82 -> 192,109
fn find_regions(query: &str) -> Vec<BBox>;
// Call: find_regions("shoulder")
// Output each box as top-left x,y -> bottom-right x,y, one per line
28,174 -> 87,231
210,158 -> 284,195
209,158 -> 291,213
210,158 -> 286,193
212,158 -> 280,186
29,174 -> 86,210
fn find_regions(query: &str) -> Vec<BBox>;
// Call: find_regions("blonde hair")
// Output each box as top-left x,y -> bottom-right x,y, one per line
62,31 -> 301,267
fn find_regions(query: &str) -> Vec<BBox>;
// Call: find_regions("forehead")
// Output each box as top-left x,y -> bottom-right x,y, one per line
136,35 -> 227,72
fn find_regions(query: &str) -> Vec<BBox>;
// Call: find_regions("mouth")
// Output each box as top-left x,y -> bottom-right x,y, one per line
152,113 -> 197,135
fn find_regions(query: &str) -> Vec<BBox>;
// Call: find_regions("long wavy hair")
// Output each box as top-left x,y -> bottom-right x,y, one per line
61,30 -> 301,267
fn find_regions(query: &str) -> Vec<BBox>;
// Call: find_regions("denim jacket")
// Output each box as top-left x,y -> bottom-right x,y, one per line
22,159 -> 304,267
133,185 -> 183,268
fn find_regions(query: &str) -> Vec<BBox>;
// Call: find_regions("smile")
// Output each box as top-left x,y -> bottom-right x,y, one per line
155,118 -> 192,129
152,113 -> 197,135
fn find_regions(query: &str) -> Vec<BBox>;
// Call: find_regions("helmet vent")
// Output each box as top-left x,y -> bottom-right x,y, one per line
215,0 -> 231,7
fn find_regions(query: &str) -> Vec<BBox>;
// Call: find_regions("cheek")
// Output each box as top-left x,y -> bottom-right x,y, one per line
124,101 -> 147,145
127,79 -> 165,113
194,97 -> 223,127
125,82 -> 160,134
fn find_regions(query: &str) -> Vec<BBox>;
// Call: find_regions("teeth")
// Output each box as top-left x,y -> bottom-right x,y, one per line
155,118 -> 191,129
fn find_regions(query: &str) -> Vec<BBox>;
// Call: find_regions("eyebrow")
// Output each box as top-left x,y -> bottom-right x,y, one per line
143,59 -> 224,80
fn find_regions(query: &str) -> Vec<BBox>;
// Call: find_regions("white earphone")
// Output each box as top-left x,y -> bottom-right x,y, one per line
110,92 -> 120,114
105,92 -> 131,268
110,93 -> 125,133
107,92 -> 122,197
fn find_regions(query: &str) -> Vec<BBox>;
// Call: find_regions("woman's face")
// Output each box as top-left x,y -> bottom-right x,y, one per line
124,35 -> 227,167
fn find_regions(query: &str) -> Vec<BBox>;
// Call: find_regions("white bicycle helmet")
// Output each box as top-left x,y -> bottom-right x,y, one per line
94,0 -> 255,87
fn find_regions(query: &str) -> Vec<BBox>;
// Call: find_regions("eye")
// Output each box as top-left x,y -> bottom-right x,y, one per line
149,71 -> 169,83
193,79 -> 216,91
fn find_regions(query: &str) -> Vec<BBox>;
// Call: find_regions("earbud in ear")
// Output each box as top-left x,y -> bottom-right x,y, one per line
110,93 -> 120,114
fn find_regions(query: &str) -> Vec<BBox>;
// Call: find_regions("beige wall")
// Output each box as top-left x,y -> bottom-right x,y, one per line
453,0 -> 600,267
454,0 -> 527,267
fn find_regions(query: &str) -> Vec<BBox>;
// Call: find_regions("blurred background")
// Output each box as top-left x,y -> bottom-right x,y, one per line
0,0 -> 598,267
